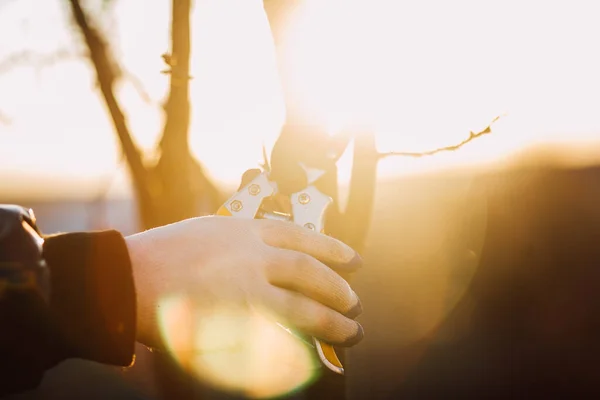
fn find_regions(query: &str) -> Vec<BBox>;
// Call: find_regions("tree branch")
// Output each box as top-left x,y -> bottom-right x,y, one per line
0,49 -> 78,75
122,68 -> 155,105
378,115 -> 504,159
67,0 -> 151,206
0,49 -> 154,106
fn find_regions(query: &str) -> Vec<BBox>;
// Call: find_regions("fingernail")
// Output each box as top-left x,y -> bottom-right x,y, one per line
332,251 -> 363,271
342,322 -> 364,347
349,251 -> 363,268
345,296 -> 363,319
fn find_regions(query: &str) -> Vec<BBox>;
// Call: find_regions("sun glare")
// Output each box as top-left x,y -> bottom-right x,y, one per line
158,295 -> 318,399
271,0 -> 600,176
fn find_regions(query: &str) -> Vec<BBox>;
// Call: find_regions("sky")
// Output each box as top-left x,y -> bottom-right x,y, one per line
1,0 -> 600,199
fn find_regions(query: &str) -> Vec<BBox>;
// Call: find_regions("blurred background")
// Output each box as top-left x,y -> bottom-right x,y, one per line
2,0 -> 600,399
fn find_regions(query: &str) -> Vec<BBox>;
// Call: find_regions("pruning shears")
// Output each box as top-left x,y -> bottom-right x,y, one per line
216,162 -> 345,375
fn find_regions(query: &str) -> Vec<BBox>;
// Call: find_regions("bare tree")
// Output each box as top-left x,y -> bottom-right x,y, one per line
66,0 -> 222,230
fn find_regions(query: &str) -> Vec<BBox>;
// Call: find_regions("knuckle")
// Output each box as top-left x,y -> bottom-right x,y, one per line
301,307 -> 323,334
291,251 -> 312,274
259,219 -> 297,245
282,225 -> 306,247
263,264 -> 278,286
314,306 -> 334,333
263,250 -> 281,278
299,298 -> 329,330
282,294 -> 324,331
281,292 -> 301,319
258,217 -> 284,233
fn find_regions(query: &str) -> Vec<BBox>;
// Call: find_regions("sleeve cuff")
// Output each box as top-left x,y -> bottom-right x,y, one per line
43,230 -> 137,366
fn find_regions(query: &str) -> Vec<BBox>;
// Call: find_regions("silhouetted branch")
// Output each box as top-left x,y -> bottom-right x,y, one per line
67,0 -> 152,208
0,49 -> 78,75
378,115 -> 504,159
122,68 -> 155,105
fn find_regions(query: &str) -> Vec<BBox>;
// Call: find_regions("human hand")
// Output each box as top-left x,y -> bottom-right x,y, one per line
125,216 -> 363,350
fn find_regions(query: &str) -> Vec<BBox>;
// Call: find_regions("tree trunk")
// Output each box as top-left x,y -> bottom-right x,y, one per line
138,0 -> 225,229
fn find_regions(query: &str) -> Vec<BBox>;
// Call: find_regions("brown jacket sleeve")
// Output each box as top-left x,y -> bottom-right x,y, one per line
43,230 -> 137,366
0,205 -> 137,397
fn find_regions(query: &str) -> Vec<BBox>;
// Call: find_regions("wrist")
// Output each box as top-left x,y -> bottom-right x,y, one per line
125,233 -> 162,349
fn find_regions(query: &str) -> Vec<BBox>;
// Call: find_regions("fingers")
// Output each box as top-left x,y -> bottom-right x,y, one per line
264,286 -> 364,347
266,248 -> 362,318
258,219 -> 363,272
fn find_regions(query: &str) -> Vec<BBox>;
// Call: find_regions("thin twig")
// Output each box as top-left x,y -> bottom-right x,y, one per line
0,49 -> 78,75
378,114 -> 504,159
122,68 -> 155,105
0,49 -> 156,106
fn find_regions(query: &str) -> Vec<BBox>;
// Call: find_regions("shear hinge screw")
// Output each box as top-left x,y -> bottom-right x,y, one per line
304,223 -> 316,230
230,200 -> 243,212
298,193 -> 310,205
248,184 -> 261,196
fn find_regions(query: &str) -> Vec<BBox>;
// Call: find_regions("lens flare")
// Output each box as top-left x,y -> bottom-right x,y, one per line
158,295 -> 319,398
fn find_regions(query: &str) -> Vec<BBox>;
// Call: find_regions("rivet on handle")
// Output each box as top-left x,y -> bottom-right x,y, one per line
230,200 -> 243,212
298,193 -> 311,205
248,184 -> 261,196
